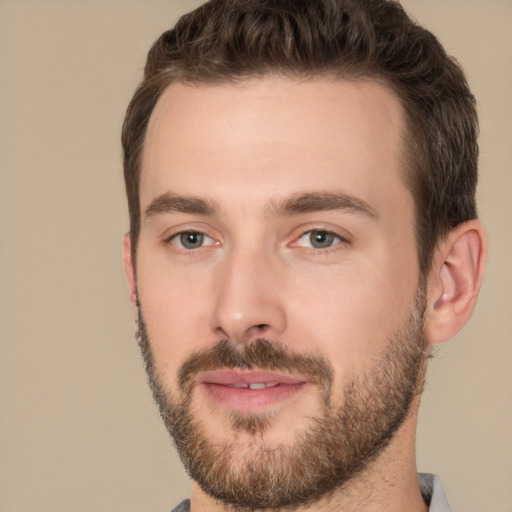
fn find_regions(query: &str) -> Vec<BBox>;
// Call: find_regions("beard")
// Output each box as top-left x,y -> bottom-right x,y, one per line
136,289 -> 429,511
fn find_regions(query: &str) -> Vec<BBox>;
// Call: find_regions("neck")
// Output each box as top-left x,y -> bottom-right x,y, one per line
190,400 -> 428,512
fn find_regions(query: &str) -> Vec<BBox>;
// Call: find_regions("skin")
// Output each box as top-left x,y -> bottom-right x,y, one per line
124,77 -> 487,512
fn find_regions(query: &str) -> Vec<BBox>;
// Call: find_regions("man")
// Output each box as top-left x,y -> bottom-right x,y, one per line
121,1 -> 487,511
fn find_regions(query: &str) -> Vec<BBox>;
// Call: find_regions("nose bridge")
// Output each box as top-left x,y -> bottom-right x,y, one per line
211,241 -> 286,342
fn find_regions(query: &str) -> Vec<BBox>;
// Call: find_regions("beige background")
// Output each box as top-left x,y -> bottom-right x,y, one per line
0,1 -> 510,511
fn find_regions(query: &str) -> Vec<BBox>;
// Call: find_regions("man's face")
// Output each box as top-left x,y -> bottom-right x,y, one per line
128,78 -> 427,508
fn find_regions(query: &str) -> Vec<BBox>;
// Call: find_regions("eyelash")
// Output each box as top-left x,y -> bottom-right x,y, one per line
166,230 -> 219,251
164,227 -> 350,254
290,229 -> 349,254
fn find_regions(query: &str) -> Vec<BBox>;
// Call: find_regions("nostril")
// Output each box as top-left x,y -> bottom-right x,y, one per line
215,326 -> 229,339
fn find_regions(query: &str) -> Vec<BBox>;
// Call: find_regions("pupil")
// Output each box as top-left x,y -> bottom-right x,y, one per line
311,231 -> 333,248
181,232 -> 203,249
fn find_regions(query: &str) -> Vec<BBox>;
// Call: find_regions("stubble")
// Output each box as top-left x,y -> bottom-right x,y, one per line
136,289 -> 429,510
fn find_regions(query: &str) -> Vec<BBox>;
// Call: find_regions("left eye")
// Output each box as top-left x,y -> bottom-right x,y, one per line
295,230 -> 342,249
171,231 -> 214,250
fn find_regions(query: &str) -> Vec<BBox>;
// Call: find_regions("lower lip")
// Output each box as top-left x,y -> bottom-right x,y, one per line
202,382 -> 307,413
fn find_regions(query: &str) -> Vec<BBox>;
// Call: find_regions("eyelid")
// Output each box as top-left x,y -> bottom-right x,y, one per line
171,232 -> 214,249
289,223 -> 351,243
163,224 -> 221,250
288,225 -> 352,253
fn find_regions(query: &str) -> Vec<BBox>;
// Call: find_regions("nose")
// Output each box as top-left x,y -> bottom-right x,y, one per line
210,246 -> 287,343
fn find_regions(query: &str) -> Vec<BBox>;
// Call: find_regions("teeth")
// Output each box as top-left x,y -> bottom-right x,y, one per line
229,382 -> 280,389
249,383 -> 266,390
248,382 -> 279,389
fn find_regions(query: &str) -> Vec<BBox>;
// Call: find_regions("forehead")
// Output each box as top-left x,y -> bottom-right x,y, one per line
140,77 -> 409,216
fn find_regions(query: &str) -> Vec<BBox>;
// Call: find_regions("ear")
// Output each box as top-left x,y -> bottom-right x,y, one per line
424,220 -> 487,345
123,234 -> 138,318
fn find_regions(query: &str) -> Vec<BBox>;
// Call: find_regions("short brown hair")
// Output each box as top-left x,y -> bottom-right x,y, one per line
122,0 -> 478,273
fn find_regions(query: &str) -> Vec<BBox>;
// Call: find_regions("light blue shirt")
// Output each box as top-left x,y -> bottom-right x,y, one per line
419,473 -> 453,512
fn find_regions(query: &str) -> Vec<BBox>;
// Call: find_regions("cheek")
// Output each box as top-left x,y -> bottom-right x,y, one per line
136,260 -> 215,379
283,260 -> 417,372
288,281 -> 387,364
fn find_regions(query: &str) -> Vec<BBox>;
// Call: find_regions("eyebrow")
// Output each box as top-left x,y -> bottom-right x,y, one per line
144,192 -> 218,219
144,190 -> 378,220
270,192 -> 379,219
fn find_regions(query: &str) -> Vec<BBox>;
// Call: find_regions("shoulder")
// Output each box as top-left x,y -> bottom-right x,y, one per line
170,498 -> 190,512
418,473 -> 453,512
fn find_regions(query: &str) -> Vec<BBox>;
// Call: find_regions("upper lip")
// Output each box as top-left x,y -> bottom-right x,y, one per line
199,370 -> 307,387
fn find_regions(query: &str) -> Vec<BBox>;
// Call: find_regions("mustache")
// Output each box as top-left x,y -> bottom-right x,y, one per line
177,338 -> 334,398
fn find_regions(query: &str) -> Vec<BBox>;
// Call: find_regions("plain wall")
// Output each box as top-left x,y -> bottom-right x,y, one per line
0,1 -> 510,511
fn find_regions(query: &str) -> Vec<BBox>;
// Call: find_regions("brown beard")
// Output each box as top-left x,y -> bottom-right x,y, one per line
136,289 -> 429,511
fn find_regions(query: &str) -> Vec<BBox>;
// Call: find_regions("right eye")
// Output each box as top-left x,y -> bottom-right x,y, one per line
295,230 -> 341,249
170,231 -> 215,250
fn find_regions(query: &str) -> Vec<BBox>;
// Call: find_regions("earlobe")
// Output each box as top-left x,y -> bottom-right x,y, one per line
123,234 -> 138,315
425,220 -> 487,345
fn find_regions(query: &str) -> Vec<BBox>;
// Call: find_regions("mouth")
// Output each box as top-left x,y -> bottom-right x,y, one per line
198,370 -> 308,413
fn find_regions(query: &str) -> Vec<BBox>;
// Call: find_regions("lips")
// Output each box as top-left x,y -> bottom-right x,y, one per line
199,370 -> 308,412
